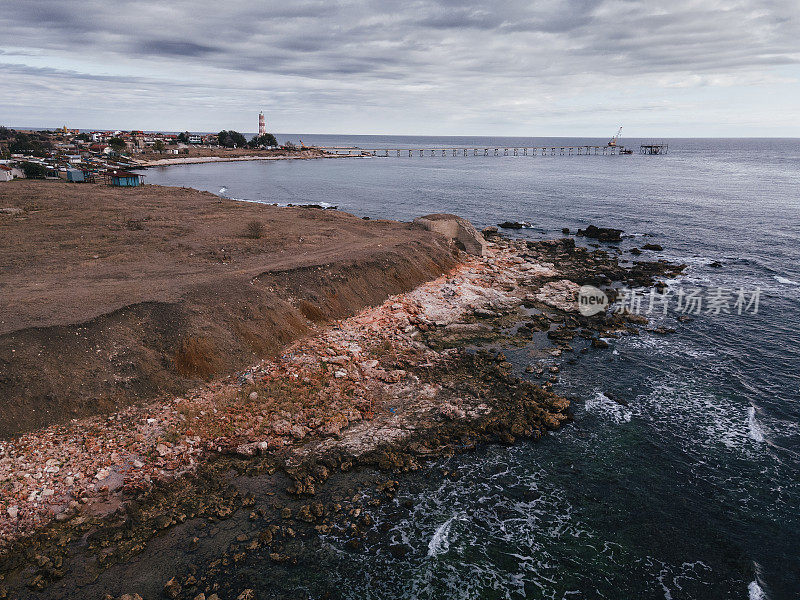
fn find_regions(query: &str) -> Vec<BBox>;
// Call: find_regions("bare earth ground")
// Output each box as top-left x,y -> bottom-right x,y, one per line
0,180 -> 457,437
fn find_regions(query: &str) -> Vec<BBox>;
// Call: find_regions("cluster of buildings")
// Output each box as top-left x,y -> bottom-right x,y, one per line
0,126 -> 231,186
1,114 -> 279,186
71,128 -> 219,155
0,127 -> 147,185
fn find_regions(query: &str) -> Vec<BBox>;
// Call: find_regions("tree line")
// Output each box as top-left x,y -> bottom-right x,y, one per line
0,128 -> 53,157
176,130 -> 278,148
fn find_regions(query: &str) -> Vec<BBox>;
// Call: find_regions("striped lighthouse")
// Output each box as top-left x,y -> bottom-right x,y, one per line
258,111 -> 266,136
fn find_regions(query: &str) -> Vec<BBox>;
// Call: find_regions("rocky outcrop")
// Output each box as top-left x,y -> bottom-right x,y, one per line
498,221 -> 533,230
481,226 -> 499,239
413,213 -> 487,256
576,225 -> 623,242
642,243 -> 663,251
498,221 -> 524,229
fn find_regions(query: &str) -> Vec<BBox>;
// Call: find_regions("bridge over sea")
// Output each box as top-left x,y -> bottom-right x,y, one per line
316,143 -> 667,157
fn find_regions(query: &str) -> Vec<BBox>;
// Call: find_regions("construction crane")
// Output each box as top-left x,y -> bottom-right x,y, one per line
608,126 -> 623,147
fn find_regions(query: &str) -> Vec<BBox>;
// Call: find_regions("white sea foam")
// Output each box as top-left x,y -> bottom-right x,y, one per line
427,515 -> 457,557
747,407 -> 766,443
636,379 -> 756,453
218,186 -> 227,195
584,392 -> 632,424
621,335 -> 716,360
773,275 -> 799,286
748,580 -> 768,600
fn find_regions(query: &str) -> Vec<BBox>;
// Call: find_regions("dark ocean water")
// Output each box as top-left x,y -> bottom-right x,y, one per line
140,137 -> 800,599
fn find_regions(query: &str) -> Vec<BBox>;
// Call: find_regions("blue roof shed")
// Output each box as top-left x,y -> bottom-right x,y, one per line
105,170 -> 143,187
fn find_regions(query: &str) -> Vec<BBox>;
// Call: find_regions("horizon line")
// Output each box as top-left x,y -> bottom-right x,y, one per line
4,126 -> 800,140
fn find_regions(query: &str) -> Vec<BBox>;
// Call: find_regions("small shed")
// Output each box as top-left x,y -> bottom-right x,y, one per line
105,170 -> 143,187
66,168 -> 85,182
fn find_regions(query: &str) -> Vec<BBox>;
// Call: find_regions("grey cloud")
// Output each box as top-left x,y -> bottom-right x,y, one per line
138,40 -> 219,57
0,62 -> 158,84
3,0 -> 798,80
1,0 -> 799,132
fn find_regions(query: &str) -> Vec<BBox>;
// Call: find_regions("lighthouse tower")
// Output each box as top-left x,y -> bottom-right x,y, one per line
258,111 -> 266,136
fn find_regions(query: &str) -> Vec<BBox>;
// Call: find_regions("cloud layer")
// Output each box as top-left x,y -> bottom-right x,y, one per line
2,0 -> 799,135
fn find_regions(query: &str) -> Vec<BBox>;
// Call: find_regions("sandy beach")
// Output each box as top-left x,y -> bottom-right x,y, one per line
135,147 -> 362,167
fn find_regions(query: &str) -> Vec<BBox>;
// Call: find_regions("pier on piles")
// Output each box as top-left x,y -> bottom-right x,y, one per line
640,142 -> 669,155
318,145 -> 629,157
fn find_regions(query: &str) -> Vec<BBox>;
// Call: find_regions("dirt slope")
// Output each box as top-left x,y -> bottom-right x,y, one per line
0,180 -> 457,437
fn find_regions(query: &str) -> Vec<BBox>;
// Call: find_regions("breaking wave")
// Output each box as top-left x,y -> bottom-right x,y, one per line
427,515 -> 458,557
748,579 -> 768,600
747,407 -> 766,443
584,391 -> 632,424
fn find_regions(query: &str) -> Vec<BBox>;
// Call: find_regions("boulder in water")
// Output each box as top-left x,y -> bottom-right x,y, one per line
576,225 -> 623,242
498,221 -> 524,229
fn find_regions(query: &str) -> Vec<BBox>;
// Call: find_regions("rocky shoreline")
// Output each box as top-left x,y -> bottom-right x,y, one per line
0,230 -> 685,599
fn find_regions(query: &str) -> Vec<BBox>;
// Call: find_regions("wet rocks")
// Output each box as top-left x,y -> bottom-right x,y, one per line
163,577 -> 181,599
498,221 -> 523,229
647,326 -> 676,335
576,225 -> 623,242
534,280 -> 580,312
605,392 -> 629,407
439,401 -> 466,420
547,328 -> 575,343
642,243 -> 663,251
709,261 -> 723,268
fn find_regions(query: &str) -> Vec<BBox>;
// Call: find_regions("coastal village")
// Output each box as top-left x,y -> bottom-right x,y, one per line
0,118 -> 290,186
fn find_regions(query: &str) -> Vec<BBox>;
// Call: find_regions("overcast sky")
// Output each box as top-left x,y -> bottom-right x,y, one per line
2,0 -> 799,136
